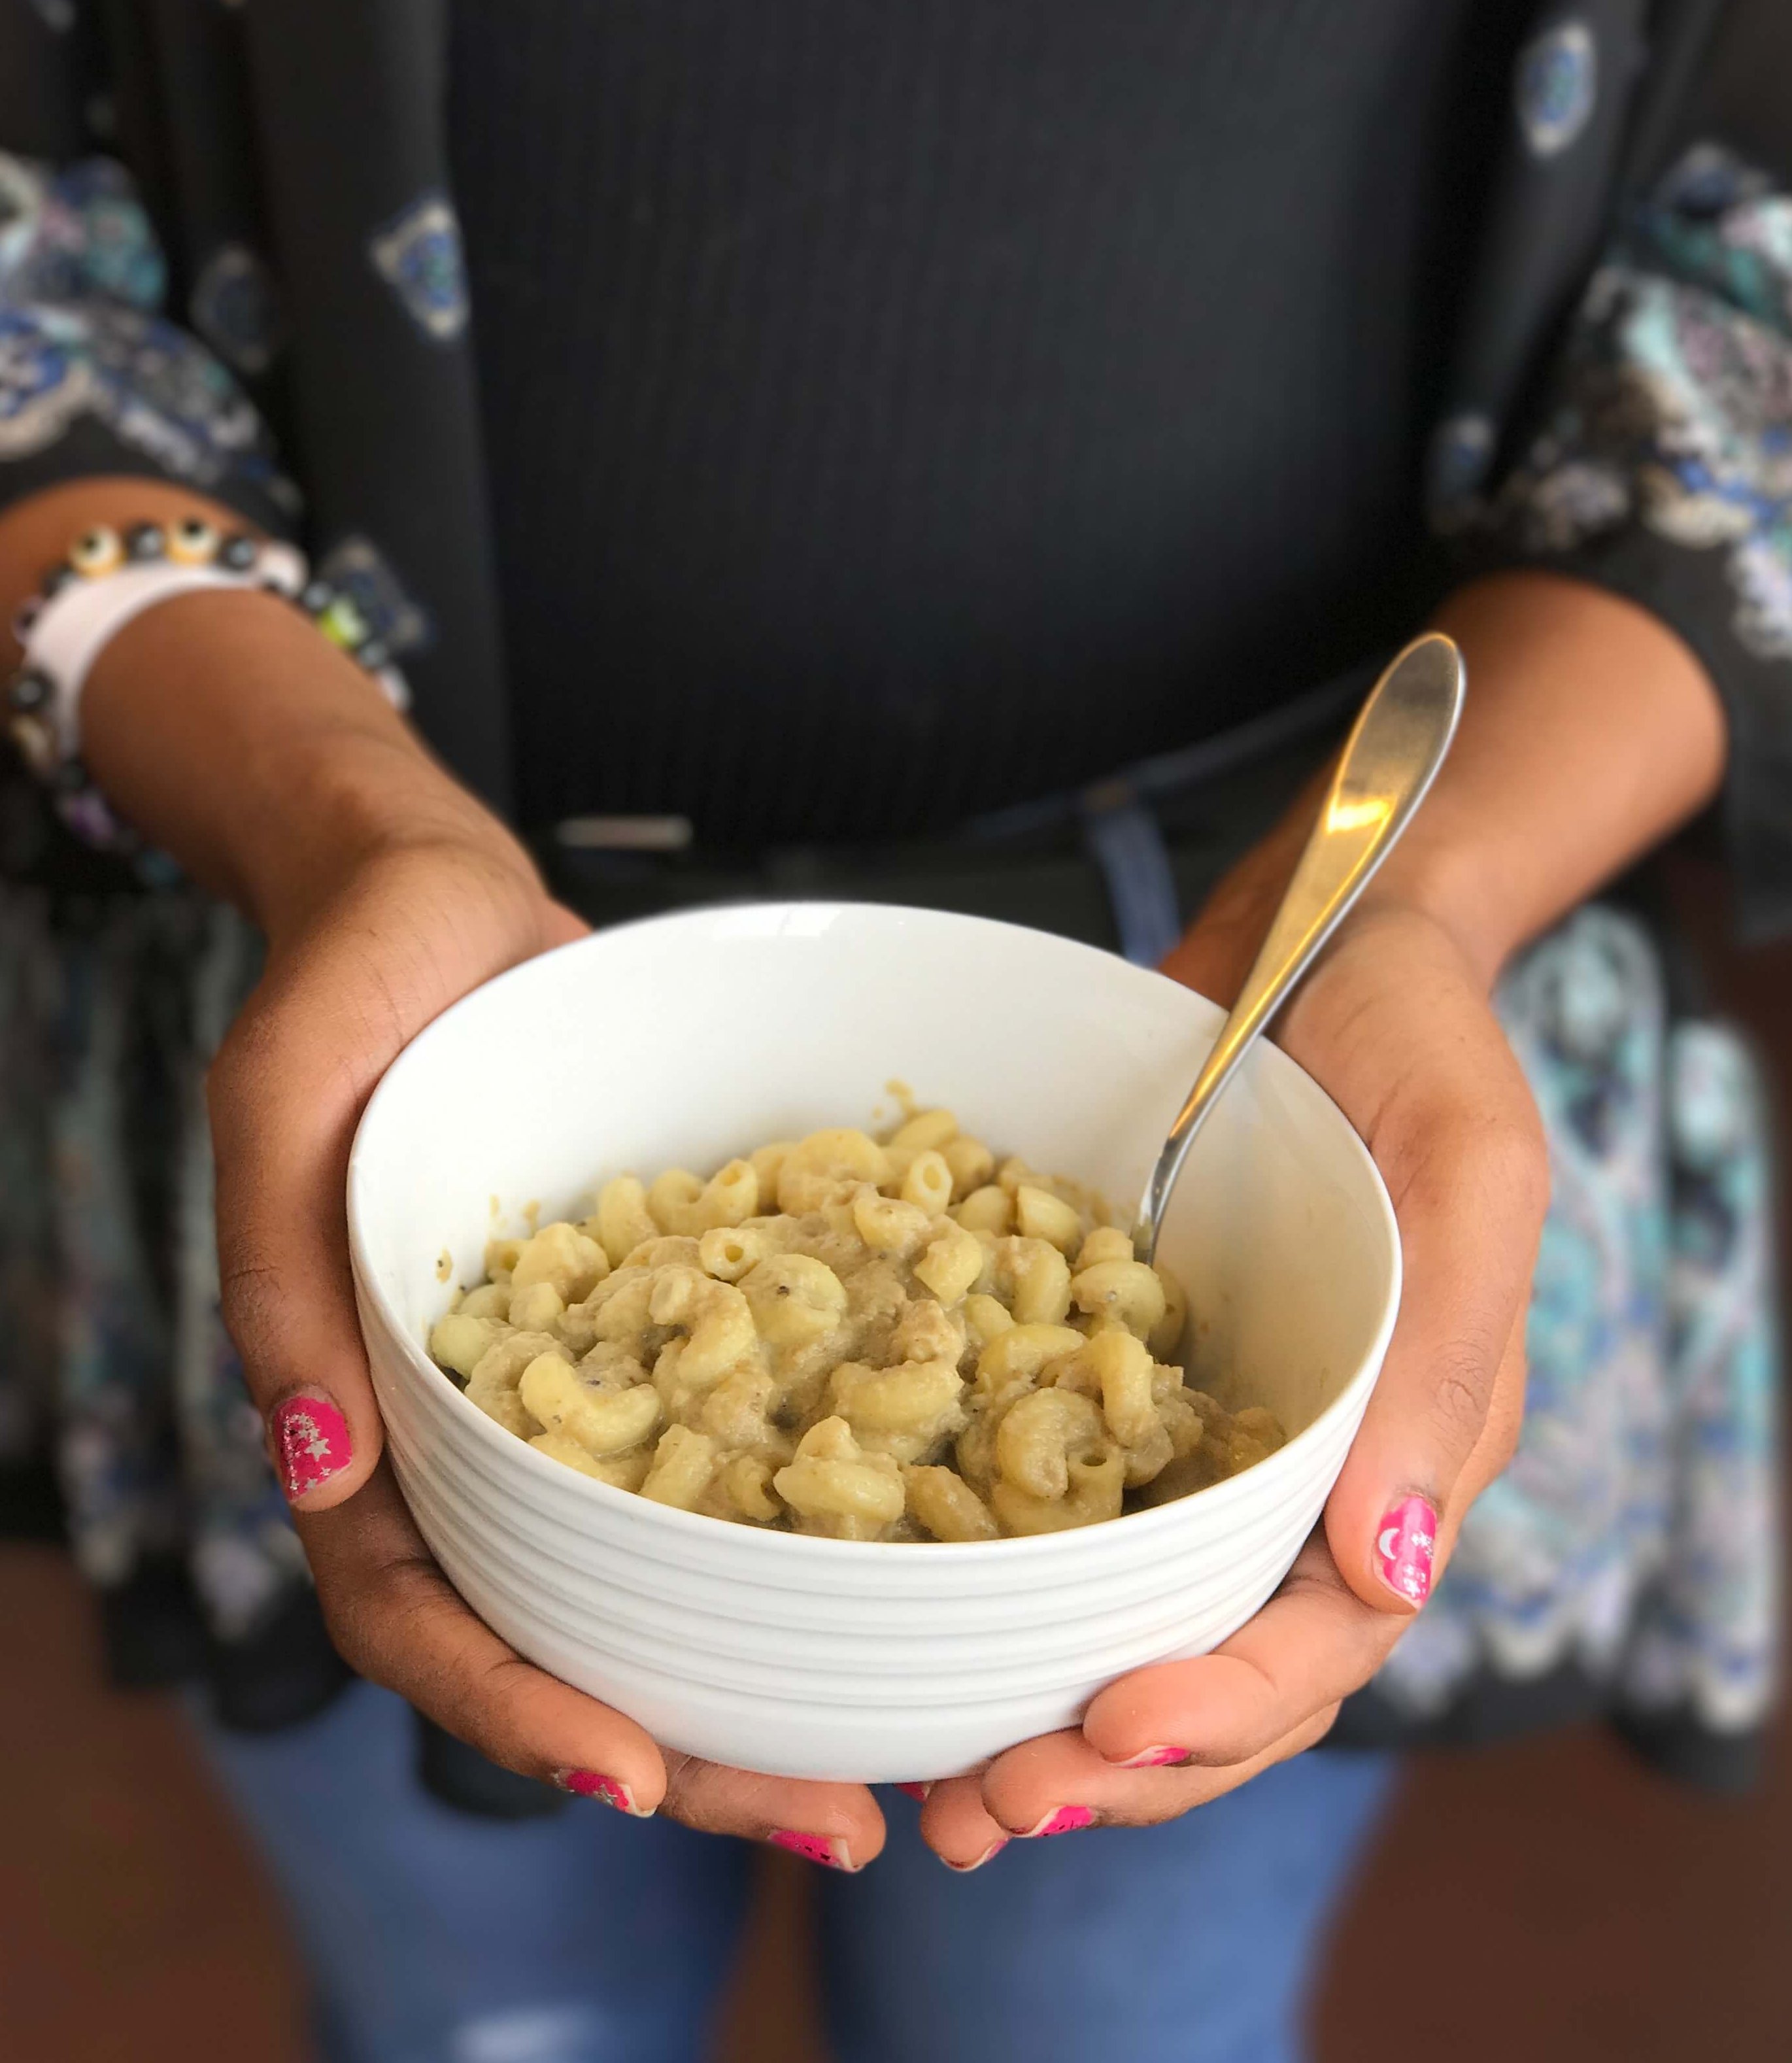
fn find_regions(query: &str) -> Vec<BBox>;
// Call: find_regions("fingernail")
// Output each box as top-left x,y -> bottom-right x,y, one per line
552,1769 -> 651,1816
1374,1493 -> 1438,1607
895,1781 -> 932,1802
1109,1745 -> 1189,1769
945,1837 -> 1008,1872
1019,1804 -> 1094,1839
770,1830 -> 859,1871
269,1393 -> 352,1502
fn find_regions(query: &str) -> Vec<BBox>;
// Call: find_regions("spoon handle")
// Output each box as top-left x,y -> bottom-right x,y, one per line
1134,632 -> 1465,1263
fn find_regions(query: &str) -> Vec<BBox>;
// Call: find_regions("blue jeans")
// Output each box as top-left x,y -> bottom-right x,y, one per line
194,1682 -> 1394,2063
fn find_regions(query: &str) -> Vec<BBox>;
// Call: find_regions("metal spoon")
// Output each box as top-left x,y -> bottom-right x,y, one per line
1134,632 -> 1465,1264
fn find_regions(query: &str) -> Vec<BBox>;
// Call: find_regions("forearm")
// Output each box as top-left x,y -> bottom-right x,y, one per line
1179,570 -> 1727,1006
1368,570 -> 1727,985
0,481 -> 535,943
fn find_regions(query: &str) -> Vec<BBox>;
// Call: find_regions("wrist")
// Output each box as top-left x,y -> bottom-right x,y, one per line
78,580 -> 539,944
1351,840 -> 1515,995
1331,572 -> 1727,991
244,721 -> 541,949
1281,897 -> 1489,1079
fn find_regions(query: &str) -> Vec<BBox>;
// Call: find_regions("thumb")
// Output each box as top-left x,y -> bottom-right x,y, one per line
1321,1042 -> 1547,1616
210,854 -> 574,1511
209,940 -> 399,1510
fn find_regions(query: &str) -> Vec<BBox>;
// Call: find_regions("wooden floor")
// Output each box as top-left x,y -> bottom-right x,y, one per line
7,855 -> 1787,2062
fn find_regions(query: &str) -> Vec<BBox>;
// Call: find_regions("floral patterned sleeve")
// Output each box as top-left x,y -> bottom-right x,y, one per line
0,152 -> 294,530
0,158 -> 345,1722
1478,143 -> 1792,940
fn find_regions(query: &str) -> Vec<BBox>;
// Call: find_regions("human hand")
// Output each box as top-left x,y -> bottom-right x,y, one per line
208,815 -> 887,1864
918,560 -> 1735,1867
917,881 -> 1546,1866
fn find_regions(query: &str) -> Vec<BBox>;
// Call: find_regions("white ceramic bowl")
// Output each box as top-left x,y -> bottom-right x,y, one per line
348,902 -> 1400,1782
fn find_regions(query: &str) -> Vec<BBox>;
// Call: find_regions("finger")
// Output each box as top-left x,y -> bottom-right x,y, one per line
301,1459 -> 665,1814
211,859 -> 567,1511
981,1705 -> 1341,1837
659,1758 -> 886,1873
543,899 -> 590,949
210,944 -> 397,1510
1079,1532 -> 1398,1771
307,1461 -> 886,1862
917,1773 -> 1012,1872
1323,1057 -> 1544,1614
1277,922 -> 1547,1617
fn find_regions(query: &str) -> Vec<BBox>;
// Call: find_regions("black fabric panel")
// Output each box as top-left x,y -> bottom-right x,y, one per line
209,1585 -> 354,1735
1332,1665 -> 1765,1793
142,0 -> 288,415
0,0 -> 91,159
240,0 -> 514,811
140,3 -> 259,280
1613,1706 -> 1765,1794
414,1711 -> 569,1819
452,0 -> 1530,845
1673,0 -> 1792,187
0,413 -> 293,536
1615,0 -> 1733,196
0,1458 -> 61,1541
95,1554 -> 210,1688
1439,0 -> 1651,475
93,0 -> 178,244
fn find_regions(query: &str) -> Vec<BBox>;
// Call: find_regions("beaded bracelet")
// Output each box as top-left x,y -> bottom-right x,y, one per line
6,515 -> 408,853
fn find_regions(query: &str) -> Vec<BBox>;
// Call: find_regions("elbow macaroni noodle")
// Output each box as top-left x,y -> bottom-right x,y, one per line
428,1111 -> 1285,1540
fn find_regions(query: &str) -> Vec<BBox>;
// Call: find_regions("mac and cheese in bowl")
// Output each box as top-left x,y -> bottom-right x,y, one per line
428,1112 -> 1285,1540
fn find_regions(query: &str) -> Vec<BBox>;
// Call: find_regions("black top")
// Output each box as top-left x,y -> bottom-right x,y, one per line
449,0 -> 1529,845
8,1 -> 1792,919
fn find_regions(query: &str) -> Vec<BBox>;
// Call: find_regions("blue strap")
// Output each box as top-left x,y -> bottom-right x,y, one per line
1081,787 -> 1181,966
963,661 -> 1370,847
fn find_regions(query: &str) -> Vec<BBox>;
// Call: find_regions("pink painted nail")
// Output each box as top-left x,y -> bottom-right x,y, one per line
269,1393 -> 352,1502
1110,1745 -> 1189,1769
1374,1493 -> 1438,1607
1020,1803 -> 1094,1839
945,1837 -> 1008,1872
770,1829 -> 858,1870
552,1769 -> 649,1815
895,1782 -> 932,1802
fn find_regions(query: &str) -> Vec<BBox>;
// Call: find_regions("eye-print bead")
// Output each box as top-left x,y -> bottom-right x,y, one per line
8,713 -> 58,776
167,516 -> 221,564
70,526 -> 124,577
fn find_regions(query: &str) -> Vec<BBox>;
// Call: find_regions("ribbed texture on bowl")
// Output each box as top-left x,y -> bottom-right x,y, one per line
350,904 -> 1399,1781
367,1282 -> 1370,1775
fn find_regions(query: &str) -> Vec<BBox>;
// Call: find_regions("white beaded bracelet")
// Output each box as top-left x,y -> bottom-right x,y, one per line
7,516 -> 402,853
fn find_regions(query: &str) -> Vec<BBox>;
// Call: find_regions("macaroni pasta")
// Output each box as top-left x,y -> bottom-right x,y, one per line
428,1112 -> 1285,1540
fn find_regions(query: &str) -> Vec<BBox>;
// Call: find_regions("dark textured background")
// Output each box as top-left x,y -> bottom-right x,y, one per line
450,0 -> 1528,845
